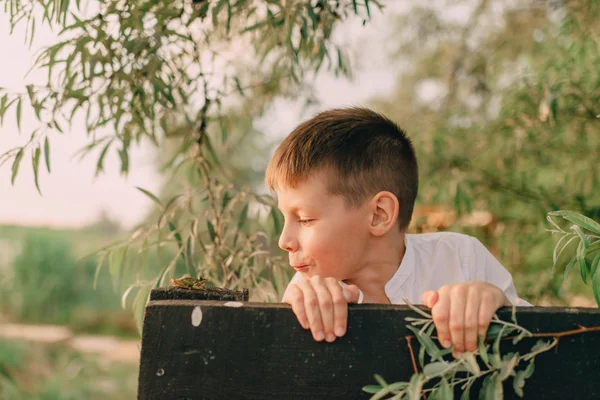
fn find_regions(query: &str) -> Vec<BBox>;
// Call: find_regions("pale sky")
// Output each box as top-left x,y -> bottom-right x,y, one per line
0,2 -> 456,229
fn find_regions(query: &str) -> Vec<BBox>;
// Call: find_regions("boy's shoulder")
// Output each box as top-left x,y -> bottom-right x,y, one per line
406,231 -> 484,257
407,231 -> 477,247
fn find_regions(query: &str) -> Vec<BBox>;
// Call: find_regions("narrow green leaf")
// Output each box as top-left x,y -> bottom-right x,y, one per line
220,120 -> 227,143
407,373 -> 424,400
352,0 -> 358,13
119,147 -> 129,174
591,251 -> 600,279
233,77 -> 244,96
523,360 -> 535,378
241,20 -> 266,33
32,146 -> 41,195
463,352 -> 480,375
306,3 -> 318,29
572,225 -> 590,248
207,220 -> 216,241
270,207 -> 283,235
44,136 -> 51,172
238,202 -> 249,229
11,148 -> 24,185
549,210 -> 600,235
418,341 -> 426,369
552,234 -> 572,271
422,361 -> 449,377
478,338 -> 489,366
29,17 -> 36,47
0,94 -> 7,122
212,0 -> 226,26
485,324 -> 510,340
438,377 -> 453,400
95,139 -> 112,176
513,370 -> 526,398
460,385 -> 471,400
16,97 -> 22,131
564,257 -> 576,280
407,325 -> 441,359
373,374 -> 387,387
185,234 -> 195,277
499,354 -> 518,381
592,258 -> 600,307
168,222 -> 183,251
493,374 -> 503,399
132,283 -> 152,335
365,0 -> 371,18
108,246 -> 126,292
492,325 -> 506,355
576,240 -> 587,283
92,252 -> 107,290
136,187 -> 164,209
362,385 -> 382,394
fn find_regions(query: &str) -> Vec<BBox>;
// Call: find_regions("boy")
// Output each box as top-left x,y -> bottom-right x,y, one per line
265,107 -> 531,358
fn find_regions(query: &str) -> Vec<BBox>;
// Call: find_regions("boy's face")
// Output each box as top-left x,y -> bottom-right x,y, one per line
276,170 -> 372,281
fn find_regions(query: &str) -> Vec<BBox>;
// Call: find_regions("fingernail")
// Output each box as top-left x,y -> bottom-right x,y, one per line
442,340 -> 452,349
315,331 -> 325,341
454,351 -> 463,358
326,333 -> 336,342
335,327 -> 345,337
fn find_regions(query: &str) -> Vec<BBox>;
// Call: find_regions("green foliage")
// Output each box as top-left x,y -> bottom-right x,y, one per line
548,210 -> 600,307
1,1 -> 381,327
1,0 -> 378,189
364,302 -> 556,399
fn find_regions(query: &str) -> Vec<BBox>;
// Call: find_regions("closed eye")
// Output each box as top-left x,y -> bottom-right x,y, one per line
298,219 -> 314,226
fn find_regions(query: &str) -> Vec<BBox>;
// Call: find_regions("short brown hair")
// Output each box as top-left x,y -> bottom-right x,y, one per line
265,107 -> 418,230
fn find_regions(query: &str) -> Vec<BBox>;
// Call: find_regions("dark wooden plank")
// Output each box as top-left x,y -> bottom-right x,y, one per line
150,287 -> 249,302
138,300 -> 600,400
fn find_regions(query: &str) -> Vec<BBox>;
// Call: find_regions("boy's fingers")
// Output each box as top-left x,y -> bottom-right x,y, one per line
283,285 -> 309,329
324,279 -> 348,339
312,278 -> 336,342
431,291 -> 452,350
449,287 -> 467,355
299,280 -> 325,341
422,291 -> 439,308
464,290 -> 480,352
478,296 -> 500,340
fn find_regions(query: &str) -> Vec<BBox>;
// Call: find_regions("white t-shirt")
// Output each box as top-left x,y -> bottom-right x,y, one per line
285,232 -> 532,306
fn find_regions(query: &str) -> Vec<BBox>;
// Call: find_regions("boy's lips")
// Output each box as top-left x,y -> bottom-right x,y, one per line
292,265 -> 309,271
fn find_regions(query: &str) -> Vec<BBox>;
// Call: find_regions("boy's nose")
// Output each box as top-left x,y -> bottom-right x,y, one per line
278,230 -> 298,253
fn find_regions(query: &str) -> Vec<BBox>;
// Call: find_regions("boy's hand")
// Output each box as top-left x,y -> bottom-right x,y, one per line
283,273 -> 361,342
422,281 -> 511,358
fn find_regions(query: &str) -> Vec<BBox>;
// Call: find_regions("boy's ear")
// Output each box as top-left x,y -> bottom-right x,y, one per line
369,191 -> 399,236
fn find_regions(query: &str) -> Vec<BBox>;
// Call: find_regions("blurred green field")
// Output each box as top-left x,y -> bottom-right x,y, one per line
0,224 -> 142,399
0,338 -> 137,400
0,224 -> 137,335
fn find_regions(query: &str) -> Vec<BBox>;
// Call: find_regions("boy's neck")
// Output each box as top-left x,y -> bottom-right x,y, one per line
343,230 -> 407,304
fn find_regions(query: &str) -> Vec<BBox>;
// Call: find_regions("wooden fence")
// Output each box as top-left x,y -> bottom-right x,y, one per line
138,289 -> 600,399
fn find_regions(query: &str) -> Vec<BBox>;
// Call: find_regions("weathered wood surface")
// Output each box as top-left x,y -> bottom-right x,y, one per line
138,298 -> 600,400
150,287 -> 249,302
